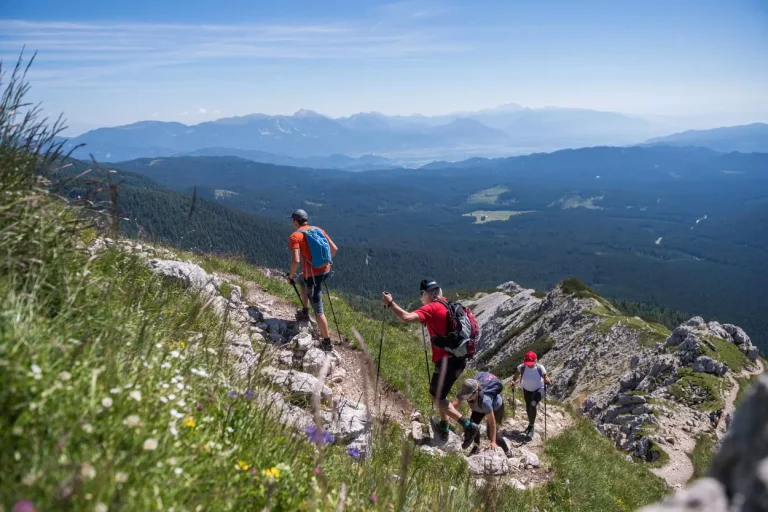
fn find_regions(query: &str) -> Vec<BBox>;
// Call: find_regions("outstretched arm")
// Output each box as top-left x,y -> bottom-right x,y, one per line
486,411 -> 498,449
288,248 -> 301,280
381,292 -> 421,323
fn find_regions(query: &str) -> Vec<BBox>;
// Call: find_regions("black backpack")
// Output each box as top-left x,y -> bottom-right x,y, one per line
429,298 -> 480,359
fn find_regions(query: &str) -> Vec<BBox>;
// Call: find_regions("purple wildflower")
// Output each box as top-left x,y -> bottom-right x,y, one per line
369,493 -> 378,504
314,466 -> 322,475
347,446 -> 361,459
196,402 -> 204,411
227,391 -> 238,399
244,391 -> 255,399
304,425 -> 335,445
13,501 -> 36,512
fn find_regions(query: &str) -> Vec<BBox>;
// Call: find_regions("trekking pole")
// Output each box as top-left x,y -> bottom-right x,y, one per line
512,386 -> 517,419
289,277 -> 304,306
544,385 -> 547,442
323,281 -> 343,346
421,325 -> 434,417
375,318 -> 385,405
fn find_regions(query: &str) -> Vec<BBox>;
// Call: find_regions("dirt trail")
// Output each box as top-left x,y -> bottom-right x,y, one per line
652,358 -> 764,488
232,274 -> 413,427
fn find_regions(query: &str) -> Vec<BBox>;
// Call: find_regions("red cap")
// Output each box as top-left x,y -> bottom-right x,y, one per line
524,351 -> 537,367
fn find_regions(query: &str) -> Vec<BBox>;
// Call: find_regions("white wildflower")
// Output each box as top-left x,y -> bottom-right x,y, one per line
168,394 -> 176,401
115,472 -> 129,483
58,371 -> 72,381
31,364 -> 42,380
143,438 -> 159,451
161,362 -> 171,369
22,472 -> 37,485
124,415 -> 141,428
81,463 -> 97,480
170,350 -> 180,358
169,424 -> 179,437
109,387 -> 122,394
176,400 -> 186,408
225,427 -> 235,433
174,467 -> 183,476
156,343 -> 163,349
206,347 -> 217,355
95,503 -> 108,512
176,383 -> 184,391
170,409 -> 183,419
191,368 -> 209,378
162,383 -> 170,389
101,397 -> 113,408
159,396 -> 168,403
82,423 -> 94,434
124,383 -> 133,389
12,426 -> 23,436
14,451 -> 21,461
129,390 -> 142,402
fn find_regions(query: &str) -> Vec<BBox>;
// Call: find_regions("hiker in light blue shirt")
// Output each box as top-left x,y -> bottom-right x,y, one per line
454,372 -> 512,457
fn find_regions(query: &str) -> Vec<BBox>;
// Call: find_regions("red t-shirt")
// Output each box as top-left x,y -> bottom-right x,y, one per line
415,300 -> 452,362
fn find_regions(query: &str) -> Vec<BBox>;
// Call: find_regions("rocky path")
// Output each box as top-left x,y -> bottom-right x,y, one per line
718,358 -> 764,437
651,358 -> 765,488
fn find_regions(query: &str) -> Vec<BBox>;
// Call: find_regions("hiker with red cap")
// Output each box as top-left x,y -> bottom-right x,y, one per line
509,351 -> 552,440
381,280 -> 479,444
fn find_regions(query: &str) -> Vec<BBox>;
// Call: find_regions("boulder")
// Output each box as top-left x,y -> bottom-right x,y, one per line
506,478 -> 526,490
292,332 -> 316,352
617,393 -> 647,406
146,259 -> 220,300
666,326 -> 696,346
467,447 -> 510,475
684,317 -> 706,327
425,426 -> 464,454
263,368 -> 332,403
706,322 -> 731,342
722,324 -> 751,346
411,421 -> 430,443
520,448 -> 541,468
632,404 -> 653,415
326,400 -> 370,443
630,355 -> 641,369
693,356 -> 727,376
638,478 -> 728,512
620,370 -> 644,391
302,347 -> 336,375
746,346 -> 759,362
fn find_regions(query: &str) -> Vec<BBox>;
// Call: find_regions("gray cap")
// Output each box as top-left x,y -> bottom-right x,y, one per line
457,378 -> 480,400
291,209 -> 308,221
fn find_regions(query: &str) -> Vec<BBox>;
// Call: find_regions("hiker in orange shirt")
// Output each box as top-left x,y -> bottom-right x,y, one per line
287,209 -> 338,351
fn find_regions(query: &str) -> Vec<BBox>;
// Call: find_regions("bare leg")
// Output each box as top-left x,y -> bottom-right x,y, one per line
299,285 -> 310,310
316,313 -> 330,339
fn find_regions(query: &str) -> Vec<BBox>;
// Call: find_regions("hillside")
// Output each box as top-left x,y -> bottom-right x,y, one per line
646,123 -> 768,153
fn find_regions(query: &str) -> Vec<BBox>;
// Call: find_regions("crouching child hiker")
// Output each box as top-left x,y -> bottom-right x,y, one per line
286,209 -> 338,352
509,351 -> 551,440
382,279 -> 480,445
454,372 -> 512,456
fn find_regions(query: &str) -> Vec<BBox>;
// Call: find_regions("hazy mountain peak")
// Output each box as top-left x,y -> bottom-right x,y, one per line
293,109 -> 326,118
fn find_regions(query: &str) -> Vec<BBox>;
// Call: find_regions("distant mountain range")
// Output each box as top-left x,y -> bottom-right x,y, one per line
62,104 -> 661,164
645,123 -> 768,153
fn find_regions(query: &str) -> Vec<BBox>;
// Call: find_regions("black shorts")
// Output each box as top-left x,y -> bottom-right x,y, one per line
429,356 -> 467,401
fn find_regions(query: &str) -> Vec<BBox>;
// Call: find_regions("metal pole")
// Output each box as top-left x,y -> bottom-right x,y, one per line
323,281 -> 343,346
375,318 -> 385,404
421,325 -> 434,417
544,385 -> 547,442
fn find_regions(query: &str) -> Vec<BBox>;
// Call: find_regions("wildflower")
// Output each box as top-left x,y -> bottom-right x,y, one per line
263,467 -> 280,480
184,417 -> 196,428
81,463 -> 97,480
227,391 -> 238,399
170,409 -> 184,419
31,364 -> 42,380
250,467 -> 258,474
347,447 -> 361,459
176,383 -> 184,391
305,425 -> 334,445
12,425 -> 23,436
314,467 -> 322,475
58,371 -> 72,381
159,396 -> 168,404
176,399 -> 186,407
196,403 -> 204,411
161,362 -> 171,369
143,438 -> 159,451
170,424 -> 179,437
124,415 -> 141,428
226,427 -> 235,434
22,472 -> 37,486
13,500 -> 36,512
174,467 -> 183,476
129,390 -> 142,402
170,350 -> 180,358
101,397 -> 113,408
168,457 -> 178,466
191,368 -> 209,378
237,460 -> 250,471
369,493 -> 378,504
82,424 -> 94,434
109,387 -> 122,394
168,394 -> 177,401
94,503 -> 108,512
244,391 -> 255,399
162,383 -> 170,389
115,472 -> 128,483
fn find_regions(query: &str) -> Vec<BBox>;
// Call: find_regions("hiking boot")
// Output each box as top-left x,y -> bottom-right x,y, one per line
524,424 -> 533,438
468,445 -> 480,456
430,417 -> 450,441
462,422 -> 479,449
320,339 -> 333,352
527,426 -> 535,440
296,308 -> 310,321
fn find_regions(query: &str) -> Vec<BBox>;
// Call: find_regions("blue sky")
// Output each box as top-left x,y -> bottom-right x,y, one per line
1,0 -> 766,134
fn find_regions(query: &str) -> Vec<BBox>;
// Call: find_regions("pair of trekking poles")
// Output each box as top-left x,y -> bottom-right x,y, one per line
511,385 -> 547,441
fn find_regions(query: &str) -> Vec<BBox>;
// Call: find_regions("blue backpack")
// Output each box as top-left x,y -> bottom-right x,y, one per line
475,372 -> 503,398
298,227 -> 333,268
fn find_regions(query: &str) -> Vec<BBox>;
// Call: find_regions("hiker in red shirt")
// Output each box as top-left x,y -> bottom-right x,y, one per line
287,209 -> 338,352
382,280 -> 478,444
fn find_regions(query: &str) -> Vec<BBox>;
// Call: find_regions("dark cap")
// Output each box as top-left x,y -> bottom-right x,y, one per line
420,279 -> 439,292
291,209 -> 308,221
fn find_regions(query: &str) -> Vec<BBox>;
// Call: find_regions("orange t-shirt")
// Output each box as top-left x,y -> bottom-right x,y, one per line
289,225 -> 334,277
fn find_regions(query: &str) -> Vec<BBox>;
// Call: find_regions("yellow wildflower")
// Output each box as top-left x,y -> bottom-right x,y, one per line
237,460 -> 250,471
180,341 -> 186,349
263,467 -> 280,479
184,417 -> 196,428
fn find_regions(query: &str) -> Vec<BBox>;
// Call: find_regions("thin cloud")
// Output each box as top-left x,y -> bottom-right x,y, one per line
197,107 -> 207,114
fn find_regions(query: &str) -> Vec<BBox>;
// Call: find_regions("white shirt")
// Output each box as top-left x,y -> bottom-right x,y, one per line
517,363 -> 547,392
